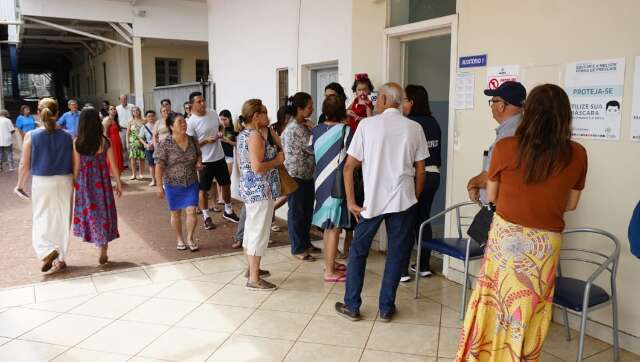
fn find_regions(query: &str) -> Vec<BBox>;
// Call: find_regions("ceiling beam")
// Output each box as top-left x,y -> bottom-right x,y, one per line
23,23 -> 112,33
118,23 -> 133,37
109,23 -> 132,44
22,35 -> 89,42
23,16 -> 132,48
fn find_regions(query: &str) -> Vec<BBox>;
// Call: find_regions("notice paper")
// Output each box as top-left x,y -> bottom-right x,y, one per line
564,58 -> 625,140
486,65 -> 520,90
630,56 -> 640,141
455,72 -> 474,110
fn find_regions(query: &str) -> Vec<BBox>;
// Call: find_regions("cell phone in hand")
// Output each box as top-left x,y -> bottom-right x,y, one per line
14,187 -> 30,201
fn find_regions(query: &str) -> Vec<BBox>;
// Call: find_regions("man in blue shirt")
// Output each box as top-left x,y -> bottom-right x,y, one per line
57,99 -> 80,137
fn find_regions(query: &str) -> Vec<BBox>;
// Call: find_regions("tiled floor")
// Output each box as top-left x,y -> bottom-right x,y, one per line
0,246 -> 638,362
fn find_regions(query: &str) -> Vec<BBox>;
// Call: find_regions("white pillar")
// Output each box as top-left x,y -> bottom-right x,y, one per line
132,36 -> 144,109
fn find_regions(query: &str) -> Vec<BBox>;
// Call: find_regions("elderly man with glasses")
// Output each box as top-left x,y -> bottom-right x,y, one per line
467,81 -> 526,203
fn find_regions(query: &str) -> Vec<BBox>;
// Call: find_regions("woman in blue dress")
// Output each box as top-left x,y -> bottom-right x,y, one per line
312,95 -> 352,283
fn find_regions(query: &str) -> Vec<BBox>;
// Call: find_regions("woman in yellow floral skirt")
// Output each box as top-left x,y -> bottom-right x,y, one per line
456,84 -> 588,362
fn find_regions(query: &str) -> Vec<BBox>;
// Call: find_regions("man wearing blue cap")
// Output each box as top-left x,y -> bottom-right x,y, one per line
467,81 -> 526,202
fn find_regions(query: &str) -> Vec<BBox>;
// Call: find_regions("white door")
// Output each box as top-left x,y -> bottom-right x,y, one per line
312,67 -> 338,121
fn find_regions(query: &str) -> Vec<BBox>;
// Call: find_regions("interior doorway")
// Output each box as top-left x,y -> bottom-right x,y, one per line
310,67 -> 338,121
383,14 -> 458,271
404,34 -> 451,236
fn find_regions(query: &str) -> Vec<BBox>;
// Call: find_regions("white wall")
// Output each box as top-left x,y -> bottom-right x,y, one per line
21,0 -> 207,42
208,0 -> 352,117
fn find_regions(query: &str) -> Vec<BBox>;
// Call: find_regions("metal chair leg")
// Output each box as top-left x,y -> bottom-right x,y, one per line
563,307 -> 572,341
612,287 -> 620,362
414,235 -> 423,299
577,306 -> 589,362
460,256 -> 470,320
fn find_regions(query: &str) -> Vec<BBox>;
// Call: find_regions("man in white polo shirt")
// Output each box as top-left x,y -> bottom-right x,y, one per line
116,94 -> 134,167
335,82 -> 428,323
186,91 -> 239,230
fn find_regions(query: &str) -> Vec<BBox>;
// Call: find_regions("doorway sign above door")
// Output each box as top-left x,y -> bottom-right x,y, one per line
459,54 -> 487,69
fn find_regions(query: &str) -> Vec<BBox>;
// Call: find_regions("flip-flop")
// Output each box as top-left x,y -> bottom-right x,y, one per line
324,274 -> 347,282
335,263 -> 347,272
176,243 -> 187,250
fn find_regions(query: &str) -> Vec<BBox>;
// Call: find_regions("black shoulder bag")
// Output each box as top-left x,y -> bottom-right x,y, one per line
466,203 -> 495,247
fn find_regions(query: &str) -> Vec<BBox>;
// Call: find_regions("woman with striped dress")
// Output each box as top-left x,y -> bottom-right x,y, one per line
312,95 -> 352,282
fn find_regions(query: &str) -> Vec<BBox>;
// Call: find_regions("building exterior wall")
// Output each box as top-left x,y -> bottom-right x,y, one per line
67,43 -> 208,108
142,45 -> 209,109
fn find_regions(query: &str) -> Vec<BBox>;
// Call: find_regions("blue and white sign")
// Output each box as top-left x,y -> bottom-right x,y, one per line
459,54 -> 487,68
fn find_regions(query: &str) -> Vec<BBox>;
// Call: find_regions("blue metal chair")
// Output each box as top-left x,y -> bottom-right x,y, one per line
414,201 -> 484,320
554,228 -> 621,362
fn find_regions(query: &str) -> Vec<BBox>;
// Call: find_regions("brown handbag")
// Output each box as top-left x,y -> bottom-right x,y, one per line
267,129 -> 299,195
277,165 -> 299,195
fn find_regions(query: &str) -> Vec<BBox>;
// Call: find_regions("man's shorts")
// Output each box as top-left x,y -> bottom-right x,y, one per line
199,158 -> 231,191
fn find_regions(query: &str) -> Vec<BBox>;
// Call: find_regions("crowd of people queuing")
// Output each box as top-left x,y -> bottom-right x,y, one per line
2,69 -> 589,360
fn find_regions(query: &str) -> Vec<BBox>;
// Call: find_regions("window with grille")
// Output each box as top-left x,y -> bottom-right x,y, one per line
196,59 -> 209,82
155,58 -> 181,86
277,68 -> 289,108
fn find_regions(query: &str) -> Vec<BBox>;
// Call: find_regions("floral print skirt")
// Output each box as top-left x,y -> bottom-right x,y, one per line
456,214 -> 561,362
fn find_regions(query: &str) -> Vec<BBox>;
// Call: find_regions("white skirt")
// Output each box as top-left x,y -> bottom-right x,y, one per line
244,199 -> 275,257
31,175 -> 73,261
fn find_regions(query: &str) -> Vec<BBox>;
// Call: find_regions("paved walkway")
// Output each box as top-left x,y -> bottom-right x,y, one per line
0,168 -> 290,288
0,247 -> 636,361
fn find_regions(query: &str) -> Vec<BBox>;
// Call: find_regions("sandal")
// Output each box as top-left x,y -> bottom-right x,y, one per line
308,246 -> 322,254
187,240 -> 199,252
41,250 -> 59,272
209,206 -> 222,213
324,274 -> 347,283
129,175 -> 137,180
271,224 -> 281,232
231,239 -> 242,249
295,254 -> 316,262
176,243 -> 187,250
48,260 -> 67,274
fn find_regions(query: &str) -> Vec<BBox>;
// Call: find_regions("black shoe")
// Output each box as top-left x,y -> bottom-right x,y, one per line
379,307 -> 396,323
223,211 -> 240,223
335,302 -> 360,321
308,245 -> 322,254
410,264 -> 433,278
204,217 -> 216,230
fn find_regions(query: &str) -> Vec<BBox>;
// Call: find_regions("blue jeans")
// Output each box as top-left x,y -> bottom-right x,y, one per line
287,178 -> 315,255
344,205 -> 417,314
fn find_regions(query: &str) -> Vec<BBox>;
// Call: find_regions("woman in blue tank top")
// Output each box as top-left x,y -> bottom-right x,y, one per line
15,98 -> 74,274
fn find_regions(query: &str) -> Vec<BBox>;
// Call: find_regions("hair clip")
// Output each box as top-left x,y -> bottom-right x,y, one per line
355,73 -> 369,81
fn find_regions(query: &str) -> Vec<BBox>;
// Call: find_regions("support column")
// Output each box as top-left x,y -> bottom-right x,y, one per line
0,46 -> 4,109
9,44 -> 19,100
132,36 -> 144,109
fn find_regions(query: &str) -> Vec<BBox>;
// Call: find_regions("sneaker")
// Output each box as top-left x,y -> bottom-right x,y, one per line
244,269 -> 271,278
204,217 -> 216,230
410,264 -> 433,278
14,187 -> 30,201
334,302 -> 361,321
400,275 -> 412,283
223,211 -> 240,223
246,278 -> 277,291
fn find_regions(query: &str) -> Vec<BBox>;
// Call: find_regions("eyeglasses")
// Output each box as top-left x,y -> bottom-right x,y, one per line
488,99 -> 506,107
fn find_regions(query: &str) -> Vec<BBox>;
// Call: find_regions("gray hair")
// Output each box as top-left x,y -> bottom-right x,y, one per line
378,82 -> 403,106
0,109 -> 9,117
68,99 -> 78,105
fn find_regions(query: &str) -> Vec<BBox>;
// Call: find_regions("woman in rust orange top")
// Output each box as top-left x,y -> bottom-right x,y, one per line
457,84 -> 588,362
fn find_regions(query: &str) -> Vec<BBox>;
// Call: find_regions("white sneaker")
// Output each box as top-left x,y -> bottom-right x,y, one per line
400,275 -> 412,283
410,264 -> 433,278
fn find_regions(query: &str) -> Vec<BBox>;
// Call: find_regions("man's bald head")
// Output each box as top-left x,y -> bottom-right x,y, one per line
376,82 -> 403,113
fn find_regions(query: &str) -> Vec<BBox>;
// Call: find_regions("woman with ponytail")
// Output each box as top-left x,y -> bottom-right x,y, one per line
15,98 -> 75,273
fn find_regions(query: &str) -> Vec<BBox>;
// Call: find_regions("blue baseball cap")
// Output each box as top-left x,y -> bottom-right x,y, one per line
484,81 -> 526,107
